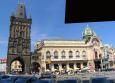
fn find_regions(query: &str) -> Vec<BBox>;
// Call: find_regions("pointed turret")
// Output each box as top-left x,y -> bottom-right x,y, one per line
83,25 -> 96,39
15,0 -> 27,18
82,25 -> 97,43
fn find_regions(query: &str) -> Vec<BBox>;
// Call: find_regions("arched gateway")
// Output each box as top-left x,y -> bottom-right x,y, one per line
7,1 -> 32,74
10,57 -> 24,74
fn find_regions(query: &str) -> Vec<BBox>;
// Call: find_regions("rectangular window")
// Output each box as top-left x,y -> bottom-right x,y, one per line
54,56 -> 58,59
76,63 -> 81,69
46,64 -> 50,69
83,63 -> 87,67
76,55 -> 80,58
54,64 -> 59,70
83,55 -> 86,57
69,63 -> 74,69
69,55 -> 73,58
62,64 -> 66,69
62,56 -> 66,59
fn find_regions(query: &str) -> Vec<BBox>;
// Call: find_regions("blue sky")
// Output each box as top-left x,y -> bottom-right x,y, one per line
0,0 -> 115,58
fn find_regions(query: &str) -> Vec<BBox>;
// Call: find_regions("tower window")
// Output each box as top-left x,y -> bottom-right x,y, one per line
20,13 -> 23,15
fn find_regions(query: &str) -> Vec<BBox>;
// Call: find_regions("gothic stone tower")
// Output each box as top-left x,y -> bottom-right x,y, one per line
7,2 -> 32,74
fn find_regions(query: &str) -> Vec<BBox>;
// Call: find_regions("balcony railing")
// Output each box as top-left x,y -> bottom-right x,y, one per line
50,56 -> 88,61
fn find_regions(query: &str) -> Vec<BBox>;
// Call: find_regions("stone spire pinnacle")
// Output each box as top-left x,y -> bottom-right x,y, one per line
16,0 -> 26,18
86,24 -> 89,27
82,25 -> 97,39
18,0 -> 24,4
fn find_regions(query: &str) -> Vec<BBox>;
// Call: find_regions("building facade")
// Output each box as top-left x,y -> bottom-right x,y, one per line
34,25 -> 115,72
0,58 -> 7,74
7,1 -> 32,74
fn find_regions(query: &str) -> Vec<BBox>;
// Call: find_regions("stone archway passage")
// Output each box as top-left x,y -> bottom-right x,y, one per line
10,57 -> 25,74
32,62 -> 40,73
11,60 -> 22,72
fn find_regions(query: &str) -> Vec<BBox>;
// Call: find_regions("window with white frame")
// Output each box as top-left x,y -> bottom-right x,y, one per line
69,51 -> 73,58
54,51 -> 58,59
61,51 -> 66,59
46,51 -> 50,58
82,51 -> 86,57
76,51 -> 80,58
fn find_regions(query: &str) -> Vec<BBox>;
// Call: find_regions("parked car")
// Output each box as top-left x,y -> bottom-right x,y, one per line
0,75 -> 12,83
0,75 -> 10,80
14,76 -> 30,83
40,72 -> 56,79
24,77 -> 38,83
101,67 -> 115,71
0,78 -> 13,83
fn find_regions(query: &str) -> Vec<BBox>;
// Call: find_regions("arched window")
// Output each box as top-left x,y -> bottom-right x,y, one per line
76,51 -> 80,58
46,51 -> 50,58
95,51 -> 98,59
69,51 -> 73,58
61,51 -> 66,59
54,51 -> 58,59
99,54 -> 102,59
82,51 -> 86,57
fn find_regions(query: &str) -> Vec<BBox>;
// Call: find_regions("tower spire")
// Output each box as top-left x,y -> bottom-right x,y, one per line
16,0 -> 26,18
18,0 -> 24,4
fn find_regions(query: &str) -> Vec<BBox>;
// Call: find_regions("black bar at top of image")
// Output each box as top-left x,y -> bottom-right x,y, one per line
65,0 -> 115,23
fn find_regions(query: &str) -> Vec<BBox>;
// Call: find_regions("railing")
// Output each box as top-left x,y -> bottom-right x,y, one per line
50,56 -> 88,61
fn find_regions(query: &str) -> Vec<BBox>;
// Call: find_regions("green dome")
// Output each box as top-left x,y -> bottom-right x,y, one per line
83,25 -> 96,37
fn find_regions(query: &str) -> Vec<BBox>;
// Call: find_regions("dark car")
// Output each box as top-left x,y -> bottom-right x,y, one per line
24,77 -> 38,83
0,75 -> 12,83
39,72 -> 56,79
0,75 -> 10,80
101,68 -> 115,71
14,76 -> 31,83
0,78 -> 13,83
27,79 -> 55,83
90,77 -> 109,83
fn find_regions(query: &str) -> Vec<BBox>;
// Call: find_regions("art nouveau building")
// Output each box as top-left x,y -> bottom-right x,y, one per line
34,25 -> 115,72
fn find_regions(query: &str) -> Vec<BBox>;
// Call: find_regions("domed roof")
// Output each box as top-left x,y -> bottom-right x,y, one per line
83,25 -> 96,37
